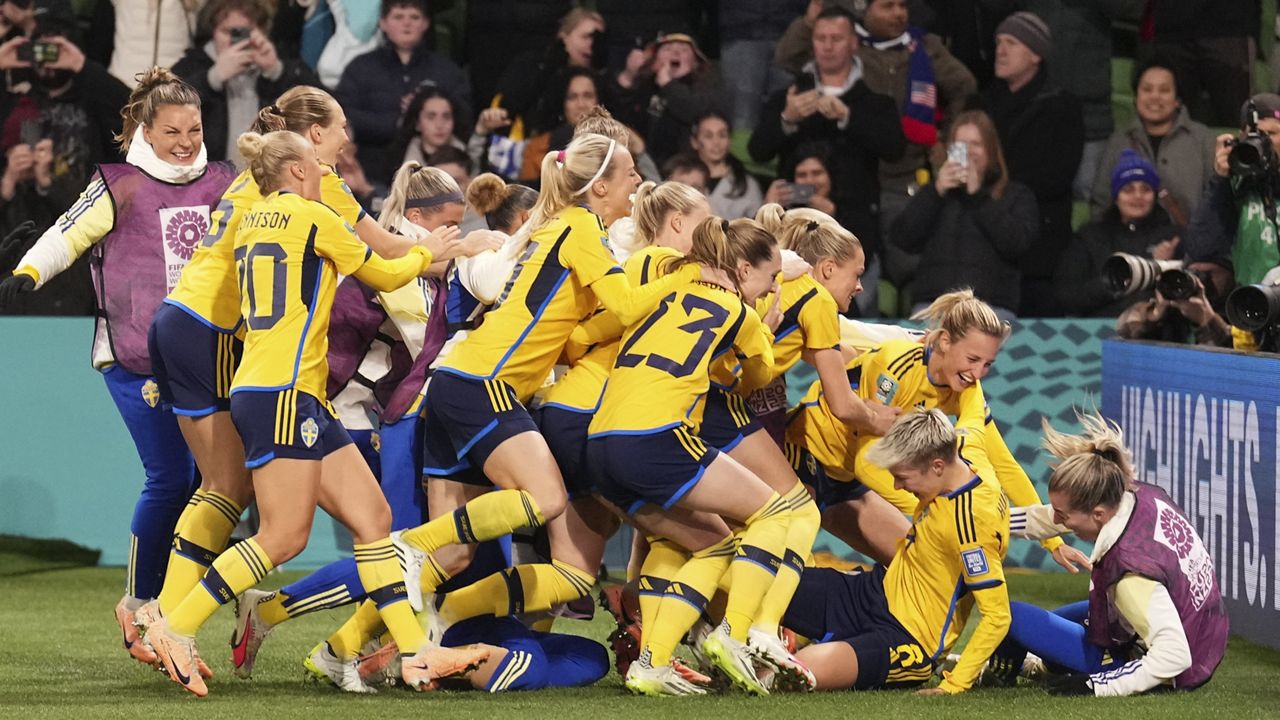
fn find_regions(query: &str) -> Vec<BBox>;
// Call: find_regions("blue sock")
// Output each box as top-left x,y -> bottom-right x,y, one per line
1053,600 -> 1090,624
104,367 -> 198,599
1003,600 -> 1106,674
275,557 -> 367,618
378,414 -> 426,530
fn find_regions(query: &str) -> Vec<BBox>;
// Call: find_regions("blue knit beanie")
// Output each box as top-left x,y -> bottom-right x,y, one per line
1110,149 -> 1160,199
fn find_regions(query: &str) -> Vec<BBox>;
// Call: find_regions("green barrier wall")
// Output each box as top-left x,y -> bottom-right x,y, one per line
0,317 -> 1114,572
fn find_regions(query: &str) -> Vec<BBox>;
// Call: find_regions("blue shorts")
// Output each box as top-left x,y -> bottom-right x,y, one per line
698,387 -> 764,452
782,566 -> 931,689
532,405 -> 594,499
148,302 -> 242,417
420,371 -> 538,484
586,426 -> 719,515
230,389 -> 353,468
786,443 -> 871,511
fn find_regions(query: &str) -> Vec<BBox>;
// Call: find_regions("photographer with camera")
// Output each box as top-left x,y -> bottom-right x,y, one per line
171,0 -> 318,165
1057,150 -> 1181,317
1115,261 -> 1234,348
1186,94 -> 1280,295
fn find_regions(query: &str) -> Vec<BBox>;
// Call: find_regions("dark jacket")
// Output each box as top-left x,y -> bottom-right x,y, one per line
466,0 -> 570,113
171,47 -> 321,164
719,0 -> 807,43
974,69 -> 1084,282
749,66 -> 906,259
1153,0 -> 1259,41
609,66 -> 725,164
891,180 -> 1039,312
1055,205 -> 1179,317
335,42 -> 473,184
596,0 -> 706,71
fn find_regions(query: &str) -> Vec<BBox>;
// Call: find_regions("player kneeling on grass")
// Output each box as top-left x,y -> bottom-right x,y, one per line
978,411 -> 1227,696
774,409 -> 1011,694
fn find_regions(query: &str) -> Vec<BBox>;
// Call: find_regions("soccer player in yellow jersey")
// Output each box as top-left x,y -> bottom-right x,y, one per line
141,86 -> 468,656
787,290 -> 1091,572
394,133 -> 722,631
144,131 -> 485,696
587,217 -> 791,696
780,409 -> 1011,694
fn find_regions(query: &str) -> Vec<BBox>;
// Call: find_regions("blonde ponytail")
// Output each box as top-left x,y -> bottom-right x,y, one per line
238,131 -> 310,194
379,161 -> 463,231
910,288 -> 1011,347
632,180 -> 706,246
1043,410 -> 1134,512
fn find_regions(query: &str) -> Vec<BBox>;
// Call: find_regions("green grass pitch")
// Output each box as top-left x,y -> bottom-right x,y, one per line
2,556 -> 1276,719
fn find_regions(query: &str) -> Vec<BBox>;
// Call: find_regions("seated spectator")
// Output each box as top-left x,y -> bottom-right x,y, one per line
973,11 -> 1082,317
891,110 -> 1037,322
749,5 -> 904,296
336,0 -> 472,185
1058,151 -> 1180,317
690,110 -> 762,219
172,0 -> 319,164
390,84 -> 467,181
1090,58 -> 1215,225
609,32 -> 725,165
489,7 -> 605,136
661,153 -> 709,194
1187,94 -> 1280,291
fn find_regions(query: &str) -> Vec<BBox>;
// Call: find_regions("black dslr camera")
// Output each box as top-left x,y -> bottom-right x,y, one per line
1226,277 -> 1280,352
1227,100 -> 1279,181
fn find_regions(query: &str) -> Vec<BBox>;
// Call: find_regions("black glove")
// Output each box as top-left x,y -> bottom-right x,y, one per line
0,274 -> 35,310
1045,672 -> 1094,696
0,221 -> 38,271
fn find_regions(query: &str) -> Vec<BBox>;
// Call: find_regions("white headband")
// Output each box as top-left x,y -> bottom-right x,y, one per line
571,139 -> 617,196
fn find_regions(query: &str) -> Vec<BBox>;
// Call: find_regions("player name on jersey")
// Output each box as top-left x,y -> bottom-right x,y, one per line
241,211 -> 292,230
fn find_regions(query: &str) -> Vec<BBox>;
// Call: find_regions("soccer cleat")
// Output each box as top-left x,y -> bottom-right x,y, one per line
145,618 -> 209,697
303,642 -> 377,694
230,589 -> 276,679
624,649 -> 709,696
748,627 -> 816,692
599,584 -> 639,627
115,596 -> 157,665
683,615 -> 715,673
606,622 -> 642,677
390,530 -> 425,612
400,644 -> 492,692
356,641 -> 402,688
701,621 -> 769,695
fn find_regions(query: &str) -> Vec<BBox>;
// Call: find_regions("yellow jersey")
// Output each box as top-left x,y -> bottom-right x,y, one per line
441,206 -> 697,402
754,273 -> 842,380
230,191 -> 429,405
540,244 -> 682,412
883,475 -> 1011,693
167,168 -> 367,332
588,280 -> 774,436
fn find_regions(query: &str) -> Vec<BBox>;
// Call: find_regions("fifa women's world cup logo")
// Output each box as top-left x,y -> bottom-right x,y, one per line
160,206 -> 211,292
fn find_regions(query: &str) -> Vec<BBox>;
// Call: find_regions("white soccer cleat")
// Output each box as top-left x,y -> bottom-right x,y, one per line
390,530 -> 425,612
682,615 -> 715,673
624,649 -> 710,696
701,621 -> 769,695
230,589 -> 276,679
304,642 -> 377,694
748,627 -> 816,692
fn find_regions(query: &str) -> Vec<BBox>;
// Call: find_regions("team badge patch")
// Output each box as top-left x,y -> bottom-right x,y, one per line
961,547 -> 990,577
805,453 -> 818,478
875,373 -> 898,404
141,379 -> 160,408
300,418 -> 319,448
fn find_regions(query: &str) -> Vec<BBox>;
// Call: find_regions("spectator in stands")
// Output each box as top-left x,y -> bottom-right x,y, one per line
1021,0 -> 1142,203
718,0 -> 806,130
87,0 -> 200,88
469,66 -> 599,182
776,0 -> 976,244
609,32 -> 724,165
1114,263 -> 1235,348
336,0 -> 472,185
662,152 -> 708,194
1145,0 -> 1259,129
689,110 -> 762,219
427,144 -> 473,193
762,140 -> 843,223
1058,151 -> 1180,317
465,0 -> 571,112
172,0 -> 319,165
891,110 -> 1037,323
595,0 -> 702,73
974,11 -> 1082,317
389,84 -> 466,182
489,7 -> 604,140
917,0 -> 1016,87
1186,94 -> 1280,291
1090,58 -> 1216,225
750,5 -> 905,311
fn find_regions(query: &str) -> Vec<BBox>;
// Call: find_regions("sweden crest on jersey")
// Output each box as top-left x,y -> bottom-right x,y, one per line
300,417 -> 319,448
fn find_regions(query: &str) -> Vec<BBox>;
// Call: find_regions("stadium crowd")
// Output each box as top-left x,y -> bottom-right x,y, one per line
0,0 -> 1242,702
